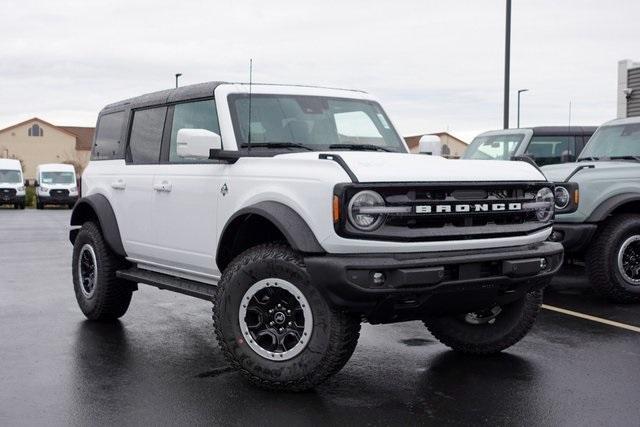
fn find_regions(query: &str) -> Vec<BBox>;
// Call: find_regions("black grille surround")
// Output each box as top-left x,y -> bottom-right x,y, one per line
334,181 -> 554,242
0,188 -> 17,199
50,189 -> 70,198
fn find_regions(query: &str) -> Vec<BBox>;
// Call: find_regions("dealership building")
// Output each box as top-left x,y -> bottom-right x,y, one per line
0,118 -> 94,180
617,59 -> 640,118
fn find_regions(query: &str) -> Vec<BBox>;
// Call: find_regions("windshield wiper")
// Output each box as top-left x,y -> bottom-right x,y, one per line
328,143 -> 393,152
240,142 -> 314,151
609,155 -> 640,162
577,156 -> 599,162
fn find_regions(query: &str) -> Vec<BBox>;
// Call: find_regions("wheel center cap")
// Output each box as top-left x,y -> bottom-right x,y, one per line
274,312 -> 286,324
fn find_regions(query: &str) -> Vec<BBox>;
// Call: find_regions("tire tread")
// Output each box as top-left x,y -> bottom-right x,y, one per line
212,243 -> 360,391
586,214 -> 640,303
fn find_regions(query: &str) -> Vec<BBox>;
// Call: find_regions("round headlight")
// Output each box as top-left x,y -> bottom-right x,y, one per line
535,187 -> 555,222
554,186 -> 570,210
348,190 -> 385,231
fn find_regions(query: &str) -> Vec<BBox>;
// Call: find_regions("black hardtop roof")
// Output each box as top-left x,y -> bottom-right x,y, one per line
528,126 -> 597,136
99,81 -> 367,115
101,81 -> 226,113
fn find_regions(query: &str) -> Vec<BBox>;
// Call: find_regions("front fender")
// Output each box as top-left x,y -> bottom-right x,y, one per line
218,201 -> 325,255
586,193 -> 640,222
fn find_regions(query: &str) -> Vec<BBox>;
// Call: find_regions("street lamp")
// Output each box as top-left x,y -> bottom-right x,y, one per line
503,0 -> 511,129
517,89 -> 529,128
175,73 -> 182,88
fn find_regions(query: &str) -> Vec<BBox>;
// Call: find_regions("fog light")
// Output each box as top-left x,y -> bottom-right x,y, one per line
372,272 -> 386,286
540,258 -> 548,270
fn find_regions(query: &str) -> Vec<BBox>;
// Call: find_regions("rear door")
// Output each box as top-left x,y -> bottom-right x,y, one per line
148,98 -> 223,278
112,106 -> 167,261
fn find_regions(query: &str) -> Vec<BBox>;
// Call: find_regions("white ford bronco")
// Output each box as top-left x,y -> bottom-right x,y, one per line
70,82 -> 563,391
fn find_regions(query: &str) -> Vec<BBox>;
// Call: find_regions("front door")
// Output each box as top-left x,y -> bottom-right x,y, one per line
149,99 -> 224,278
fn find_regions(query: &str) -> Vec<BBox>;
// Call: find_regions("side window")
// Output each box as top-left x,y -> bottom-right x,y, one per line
525,136 -> 576,166
92,111 -> 125,160
128,107 -> 167,164
169,99 -> 220,163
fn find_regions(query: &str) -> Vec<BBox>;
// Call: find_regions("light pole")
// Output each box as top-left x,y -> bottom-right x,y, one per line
517,89 -> 528,128
175,73 -> 182,88
503,0 -> 511,129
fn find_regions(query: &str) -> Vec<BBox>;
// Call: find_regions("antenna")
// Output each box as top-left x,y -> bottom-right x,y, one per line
568,101 -> 572,130
247,59 -> 253,154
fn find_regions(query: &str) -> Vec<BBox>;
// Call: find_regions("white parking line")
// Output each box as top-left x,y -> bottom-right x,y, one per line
542,304 -> 640,333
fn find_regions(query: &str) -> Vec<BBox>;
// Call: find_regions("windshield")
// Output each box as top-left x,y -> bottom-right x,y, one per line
41,171 -> 75,185
463,133 -> 525,160
228,94 -> 406,152
579,123 -> 640,160
0,169 -> 22,183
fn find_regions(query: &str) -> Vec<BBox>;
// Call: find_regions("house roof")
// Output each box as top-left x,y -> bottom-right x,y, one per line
59,126 -> 95,151
0,117 -> 94,151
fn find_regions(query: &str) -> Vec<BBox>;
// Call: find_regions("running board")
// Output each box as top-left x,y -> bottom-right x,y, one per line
116,267 -> 216,301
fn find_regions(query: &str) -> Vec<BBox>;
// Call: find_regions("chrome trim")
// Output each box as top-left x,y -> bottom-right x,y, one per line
356,206 -> 412,214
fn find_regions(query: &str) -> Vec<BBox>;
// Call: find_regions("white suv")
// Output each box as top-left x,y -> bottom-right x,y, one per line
70,82 -> 563,391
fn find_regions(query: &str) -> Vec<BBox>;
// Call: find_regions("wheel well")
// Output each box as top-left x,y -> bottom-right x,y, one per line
216,214 -> 288,271
70,201 -> 99,227
610,200 -> 640,217
68,194 -> 127,257
69,202 -> 100,244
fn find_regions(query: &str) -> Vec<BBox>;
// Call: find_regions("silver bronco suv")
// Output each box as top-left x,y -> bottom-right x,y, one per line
543,117 -> 640,302
69,81 -> 564,391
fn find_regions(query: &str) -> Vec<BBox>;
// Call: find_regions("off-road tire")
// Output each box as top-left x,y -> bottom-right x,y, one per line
424,290 -> 543,354
36,201 -> 43,209
19,202 -> 25,209
72,221 -> 133,320
212,243 -> 361,392
586,214 -> 640,303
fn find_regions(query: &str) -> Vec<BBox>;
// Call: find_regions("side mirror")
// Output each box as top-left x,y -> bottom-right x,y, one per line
176,129 -> 222,158
24,180 -> 29,187
419,135 -> 442,156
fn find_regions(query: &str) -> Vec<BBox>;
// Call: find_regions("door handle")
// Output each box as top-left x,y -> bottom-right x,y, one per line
111,179 -> 126,190
153,180 -> 172,192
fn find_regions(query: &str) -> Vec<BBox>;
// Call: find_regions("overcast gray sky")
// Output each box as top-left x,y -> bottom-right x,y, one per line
1,0 -> 638,141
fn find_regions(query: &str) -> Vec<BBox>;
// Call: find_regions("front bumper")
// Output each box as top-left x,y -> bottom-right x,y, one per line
0,194 -> 24,205
304,241 -> 563,323
38,194 -> 78,206
549,222 -> 597,254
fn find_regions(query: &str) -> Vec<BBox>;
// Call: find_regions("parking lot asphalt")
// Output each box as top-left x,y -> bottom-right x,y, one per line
1,209 -> 639,426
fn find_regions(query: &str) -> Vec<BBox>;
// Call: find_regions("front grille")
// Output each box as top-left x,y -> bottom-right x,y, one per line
337,182 -> 552,242
0,188 -> 17,199
50,189 -> 69,198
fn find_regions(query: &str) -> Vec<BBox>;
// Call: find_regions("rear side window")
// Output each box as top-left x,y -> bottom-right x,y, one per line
92,111 -> 125,160
525,136 -> 576,166
128,107 -> 167,164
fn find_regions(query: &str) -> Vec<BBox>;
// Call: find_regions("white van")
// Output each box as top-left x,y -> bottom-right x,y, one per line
0,158 -> 26,209
35,163 -> 78,209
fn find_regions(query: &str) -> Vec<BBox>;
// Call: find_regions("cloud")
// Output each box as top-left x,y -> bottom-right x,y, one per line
1,0 -> 638,142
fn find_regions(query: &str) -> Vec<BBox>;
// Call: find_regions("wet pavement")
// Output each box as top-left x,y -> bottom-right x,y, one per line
1,209 -> 639,426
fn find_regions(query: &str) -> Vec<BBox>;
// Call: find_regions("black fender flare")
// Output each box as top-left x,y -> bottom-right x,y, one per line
586,193 -> 640,222
69,194 -> 127,257
216,201 -> 325,265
